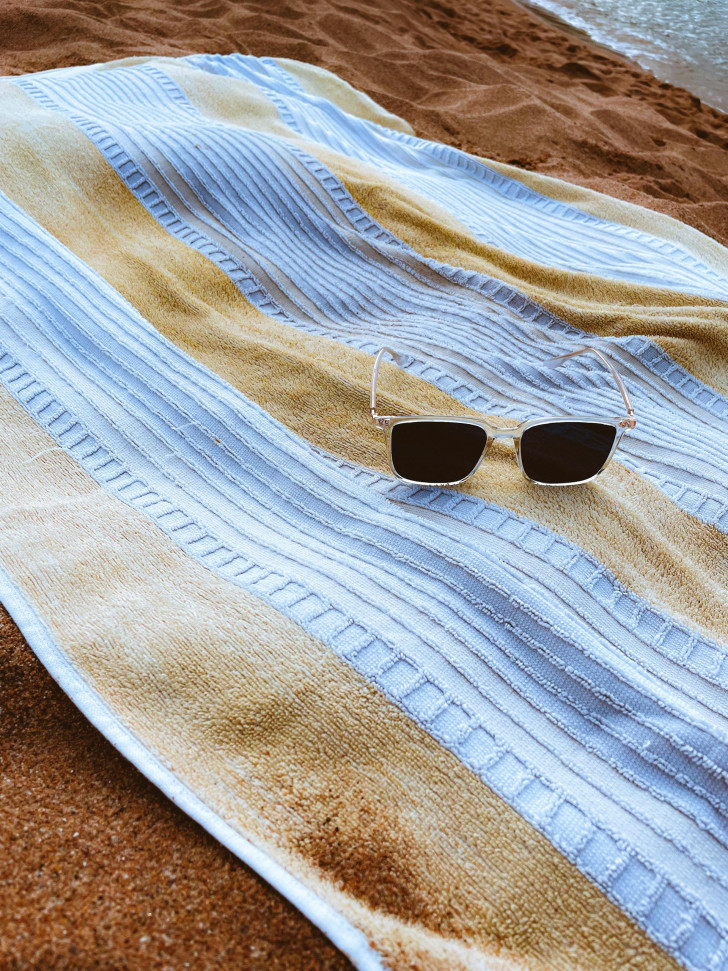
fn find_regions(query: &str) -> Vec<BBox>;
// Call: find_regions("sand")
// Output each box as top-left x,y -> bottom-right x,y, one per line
1,1 -> 726,967
0,609 -> 352,971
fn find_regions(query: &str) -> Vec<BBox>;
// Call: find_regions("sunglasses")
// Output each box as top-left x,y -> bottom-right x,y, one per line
370,345 -> 637,487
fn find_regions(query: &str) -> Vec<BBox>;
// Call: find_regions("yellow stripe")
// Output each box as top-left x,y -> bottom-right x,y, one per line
1,78 -> 725,649
0,383 -> 680,971
275,56 -> 416,134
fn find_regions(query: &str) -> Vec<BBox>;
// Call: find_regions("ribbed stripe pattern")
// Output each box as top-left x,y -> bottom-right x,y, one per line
3,55 -> 728,971
191,53 -> 728,301
13,59 -> 728,534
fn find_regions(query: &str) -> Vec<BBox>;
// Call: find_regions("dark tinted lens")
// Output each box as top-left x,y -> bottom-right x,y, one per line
520,421 -> 617,484
391,420 -> 487,484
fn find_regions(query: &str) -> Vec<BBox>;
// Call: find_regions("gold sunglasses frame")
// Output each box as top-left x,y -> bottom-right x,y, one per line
370,345 -> 637,487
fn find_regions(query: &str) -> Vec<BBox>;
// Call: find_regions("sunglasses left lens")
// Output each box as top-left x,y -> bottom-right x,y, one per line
390,420 -> 487,484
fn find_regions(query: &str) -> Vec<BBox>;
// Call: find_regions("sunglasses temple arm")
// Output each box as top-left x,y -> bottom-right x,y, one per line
543,346 -> 636,426
371,346 -> 406,423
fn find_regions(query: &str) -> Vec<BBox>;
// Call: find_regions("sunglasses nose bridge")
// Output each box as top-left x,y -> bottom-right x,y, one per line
488,426 -> 519,440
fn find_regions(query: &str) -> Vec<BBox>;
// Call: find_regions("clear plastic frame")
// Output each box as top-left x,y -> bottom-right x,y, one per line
370,346 -> 637,488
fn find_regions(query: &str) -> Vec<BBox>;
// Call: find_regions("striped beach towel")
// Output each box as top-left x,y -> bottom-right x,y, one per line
2,52 -> 728,971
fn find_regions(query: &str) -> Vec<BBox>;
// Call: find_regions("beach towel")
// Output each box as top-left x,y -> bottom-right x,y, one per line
1,52 -> 728,971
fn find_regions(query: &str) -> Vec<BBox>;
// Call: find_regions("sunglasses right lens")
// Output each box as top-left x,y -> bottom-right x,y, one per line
519,420 -> 617,484
390,420 -> 488,484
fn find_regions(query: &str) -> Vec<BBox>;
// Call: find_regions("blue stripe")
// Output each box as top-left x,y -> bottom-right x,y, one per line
1,181 -> 728,970
330,455 -> 728,704
12,60 -> 728,535
192,53 -> 728,301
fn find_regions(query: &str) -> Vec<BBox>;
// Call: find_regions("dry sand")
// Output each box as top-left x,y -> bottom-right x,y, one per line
1,1 -> 727,967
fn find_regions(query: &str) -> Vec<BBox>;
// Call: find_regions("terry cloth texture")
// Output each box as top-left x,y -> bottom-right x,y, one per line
1,52 -> 728,971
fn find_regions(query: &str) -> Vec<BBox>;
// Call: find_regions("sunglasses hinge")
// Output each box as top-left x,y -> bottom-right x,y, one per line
371,410 -> 391,428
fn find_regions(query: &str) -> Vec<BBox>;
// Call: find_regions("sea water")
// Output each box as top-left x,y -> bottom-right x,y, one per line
526,0 -> 728,112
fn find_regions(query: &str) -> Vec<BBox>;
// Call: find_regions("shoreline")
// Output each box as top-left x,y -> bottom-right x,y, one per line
512,0 -> 634,67
513,0 -> 727,114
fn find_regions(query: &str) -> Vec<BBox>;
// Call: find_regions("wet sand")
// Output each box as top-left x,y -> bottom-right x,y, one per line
1,1 -> 727,968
